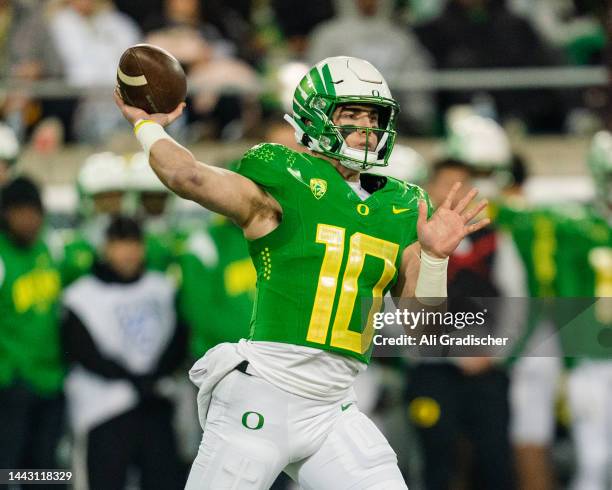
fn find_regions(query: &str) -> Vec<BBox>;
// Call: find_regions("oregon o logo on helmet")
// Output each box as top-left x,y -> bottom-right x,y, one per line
242,411 -> 265,430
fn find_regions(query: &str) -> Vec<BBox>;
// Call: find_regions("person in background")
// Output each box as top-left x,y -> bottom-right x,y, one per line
271,0 -> 335,59
178,212 -> 255,360
406,157 -> 518,489
62,215 -> 187,490
307,0 -> 434,133
60,152 -> 129,285
144,0 -> 260,141
556,131 -> 612,490
415,0 -> 566,132
407,114 -> 527,488
143,0 -> 235,57
0,0 -> 64,140
0,177 -> 65,485
48,0 -> 141,143
495,152 -> 562,490
450,111 -> 563,489
509,0 -> 605,65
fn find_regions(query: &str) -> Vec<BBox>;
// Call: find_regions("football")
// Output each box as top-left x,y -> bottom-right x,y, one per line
117,44 -> 187,114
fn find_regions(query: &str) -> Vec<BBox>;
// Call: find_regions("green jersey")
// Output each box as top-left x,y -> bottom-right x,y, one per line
61,233 -> 96,286
528,204 -> 612,361
179,217 -> 256,358
496,202 -> 564,361
0,232 -> 63,394
497,202 -> 563,297
553,205 -> 612,362
554,205 -> 611,297
237,143 -> 428,363
145,231 -> 177,273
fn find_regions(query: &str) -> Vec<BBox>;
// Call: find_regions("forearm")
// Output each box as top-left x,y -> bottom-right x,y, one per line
134,120 -> 204,200
148,139 -> 203,200
134,120 -> 259,224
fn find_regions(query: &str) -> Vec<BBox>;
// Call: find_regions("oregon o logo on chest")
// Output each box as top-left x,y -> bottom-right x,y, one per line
357,203 -> 370,216
242,411 -> 265,430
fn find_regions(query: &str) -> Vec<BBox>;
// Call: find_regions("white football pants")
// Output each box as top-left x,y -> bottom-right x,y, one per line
185,367 -> 407,490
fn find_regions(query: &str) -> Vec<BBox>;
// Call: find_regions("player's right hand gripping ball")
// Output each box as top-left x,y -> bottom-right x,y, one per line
117,44 -> 187,114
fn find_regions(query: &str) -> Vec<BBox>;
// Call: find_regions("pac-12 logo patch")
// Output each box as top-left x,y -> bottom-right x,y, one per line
310,178 -> 327,199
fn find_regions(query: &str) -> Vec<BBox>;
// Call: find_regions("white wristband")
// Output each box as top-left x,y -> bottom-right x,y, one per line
134,119 -> 171,155
415,250 -> 448,305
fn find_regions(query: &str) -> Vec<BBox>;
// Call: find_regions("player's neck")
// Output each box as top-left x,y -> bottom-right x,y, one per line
309,150 -> 360,182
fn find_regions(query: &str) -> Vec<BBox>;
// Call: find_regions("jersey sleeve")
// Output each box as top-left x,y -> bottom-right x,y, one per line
236,143 -> 286,192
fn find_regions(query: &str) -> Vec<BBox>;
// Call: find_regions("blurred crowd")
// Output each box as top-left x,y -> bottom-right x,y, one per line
0,103 -> 611,489
0,0 -> 608,150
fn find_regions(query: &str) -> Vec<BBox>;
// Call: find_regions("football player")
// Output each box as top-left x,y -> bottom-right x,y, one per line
115,56 -> 489,489
61,152 -> 129,285
560,131 -> 612,490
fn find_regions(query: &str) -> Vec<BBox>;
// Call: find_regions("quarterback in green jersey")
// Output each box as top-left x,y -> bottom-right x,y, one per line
115,56 -> 489,489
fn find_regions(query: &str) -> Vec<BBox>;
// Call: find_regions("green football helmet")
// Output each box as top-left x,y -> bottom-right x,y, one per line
588,130 -> 612,220
284,56 -> 400,172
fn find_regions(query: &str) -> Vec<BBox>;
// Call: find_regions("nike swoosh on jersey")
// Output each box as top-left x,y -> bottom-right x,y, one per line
341,402 -> 353,411
392,206 -> 411,214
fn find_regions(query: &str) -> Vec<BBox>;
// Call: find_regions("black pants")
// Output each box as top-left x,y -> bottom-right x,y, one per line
0,383 -> 66,489
85,398 -> 183,490
406,364 -> 515,490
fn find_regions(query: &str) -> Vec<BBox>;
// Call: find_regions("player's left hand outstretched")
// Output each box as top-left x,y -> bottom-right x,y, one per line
417,182 -> 489,259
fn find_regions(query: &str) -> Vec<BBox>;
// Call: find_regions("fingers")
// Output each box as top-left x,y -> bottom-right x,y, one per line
113,89 -> 124,108
165,102 -> 186,124
465,218 -> 490,235
417,199 -> 427,228
441,182 -> 461,209
462,199 -> 488,223
454,187 -> 478,215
